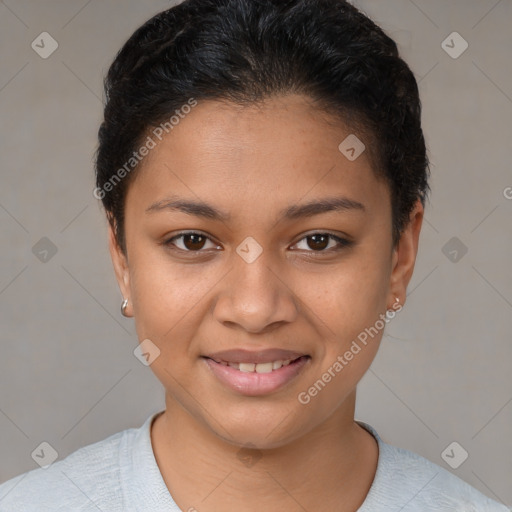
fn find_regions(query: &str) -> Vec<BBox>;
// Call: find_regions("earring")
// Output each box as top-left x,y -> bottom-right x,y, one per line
387,297 -> 400,313
121,298 -> 129,317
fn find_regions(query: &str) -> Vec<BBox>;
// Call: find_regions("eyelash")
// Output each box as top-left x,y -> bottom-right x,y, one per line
163,231 -> 353,256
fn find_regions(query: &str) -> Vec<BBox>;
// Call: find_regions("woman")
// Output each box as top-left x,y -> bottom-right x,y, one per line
0,0 -> 508,510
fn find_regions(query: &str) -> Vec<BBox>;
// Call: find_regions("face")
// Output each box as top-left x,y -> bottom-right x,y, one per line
110,94 -> 423,448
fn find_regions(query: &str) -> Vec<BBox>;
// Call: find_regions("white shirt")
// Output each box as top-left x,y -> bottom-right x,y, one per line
0,411 -> 508,511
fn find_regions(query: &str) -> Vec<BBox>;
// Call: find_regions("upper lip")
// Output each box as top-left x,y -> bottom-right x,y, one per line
204,349 -> 307,364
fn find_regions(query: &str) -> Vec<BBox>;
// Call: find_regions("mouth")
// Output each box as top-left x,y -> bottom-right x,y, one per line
211,358 -> 298,373
202,350 -> 311,396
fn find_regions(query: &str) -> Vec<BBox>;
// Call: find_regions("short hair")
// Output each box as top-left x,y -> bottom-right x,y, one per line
95,0 -> 430,252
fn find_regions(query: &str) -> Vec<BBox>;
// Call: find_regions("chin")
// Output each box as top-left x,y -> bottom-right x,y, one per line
205,402 -> 311,451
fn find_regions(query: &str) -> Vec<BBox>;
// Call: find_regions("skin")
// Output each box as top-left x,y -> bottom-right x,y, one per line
109,93 -> 424,512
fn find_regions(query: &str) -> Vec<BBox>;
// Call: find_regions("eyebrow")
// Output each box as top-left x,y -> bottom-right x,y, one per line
145,195 -> 365,221
146,197 -> 231,221
282,196 -> 365,220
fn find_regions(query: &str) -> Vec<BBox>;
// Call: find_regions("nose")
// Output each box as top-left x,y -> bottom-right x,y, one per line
212,248 -> 299,334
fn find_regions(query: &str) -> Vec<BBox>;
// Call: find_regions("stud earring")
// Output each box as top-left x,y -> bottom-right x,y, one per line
387,296 -> 401,314
121,298 -> 129,317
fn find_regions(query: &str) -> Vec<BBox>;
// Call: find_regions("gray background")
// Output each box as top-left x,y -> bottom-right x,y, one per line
0,0 -> 511,507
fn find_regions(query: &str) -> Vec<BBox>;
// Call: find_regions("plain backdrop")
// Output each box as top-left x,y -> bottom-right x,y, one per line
0,0 -> 511,507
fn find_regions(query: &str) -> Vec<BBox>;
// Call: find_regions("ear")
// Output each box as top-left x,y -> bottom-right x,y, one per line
108,223 -> 133,317
388,199 -> 424,308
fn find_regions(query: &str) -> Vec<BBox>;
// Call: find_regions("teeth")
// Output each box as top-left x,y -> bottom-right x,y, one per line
220,358 -> 295,372
255,362 -> 273,373
239,363 -> 256,373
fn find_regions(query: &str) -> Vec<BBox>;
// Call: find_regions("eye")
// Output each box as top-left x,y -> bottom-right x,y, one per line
163,231 -> 352,256
164,231 -> 221,252
291,232 -> 353,253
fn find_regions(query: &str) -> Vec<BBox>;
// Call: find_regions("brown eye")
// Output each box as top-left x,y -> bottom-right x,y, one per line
182,233 -> 207,251
165,232 -> 220,252
292,233 -> 353,253
306,234 -> 330,251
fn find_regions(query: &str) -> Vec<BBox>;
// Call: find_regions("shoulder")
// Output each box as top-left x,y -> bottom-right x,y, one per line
358,422 -> 510,512
0,425 -> 138,512
377,442 -> 508,511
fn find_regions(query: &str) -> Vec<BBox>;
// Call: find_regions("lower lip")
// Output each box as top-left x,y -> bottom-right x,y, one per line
204,356 -> 310,396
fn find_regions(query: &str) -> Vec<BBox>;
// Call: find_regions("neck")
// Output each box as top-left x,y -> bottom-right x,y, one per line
151,391 -> 379,512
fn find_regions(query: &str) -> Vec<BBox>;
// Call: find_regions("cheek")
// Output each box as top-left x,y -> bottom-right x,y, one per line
128,247 -> 221,349
293,258 -> 391,415
303,254 -> 391,345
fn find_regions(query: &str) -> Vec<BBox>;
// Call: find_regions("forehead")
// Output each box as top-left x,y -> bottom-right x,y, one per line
127,94 -> 389,218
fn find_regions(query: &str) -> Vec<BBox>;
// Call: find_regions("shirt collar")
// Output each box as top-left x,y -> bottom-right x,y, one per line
121,410 -> 180,511
125,412 -> 387,511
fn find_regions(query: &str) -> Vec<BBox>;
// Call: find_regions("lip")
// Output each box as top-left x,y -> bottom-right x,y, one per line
204,348 -> 306,364
203,354 -> 310,396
